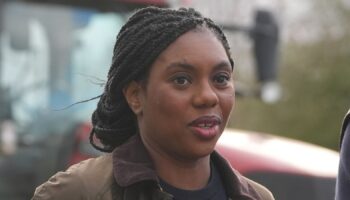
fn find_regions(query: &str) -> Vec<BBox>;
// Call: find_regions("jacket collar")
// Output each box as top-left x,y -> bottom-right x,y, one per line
112,134 -> 158,187
113,134 -> 262,199
211,151 -> 262,199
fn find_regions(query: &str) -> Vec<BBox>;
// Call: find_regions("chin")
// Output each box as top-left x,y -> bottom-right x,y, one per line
191,144 -> 217,159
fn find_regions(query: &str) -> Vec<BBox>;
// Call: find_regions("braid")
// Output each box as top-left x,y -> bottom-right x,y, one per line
90,6 -> 234,152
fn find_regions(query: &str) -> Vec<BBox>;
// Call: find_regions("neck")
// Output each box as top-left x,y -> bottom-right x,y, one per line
143,140 -> 211,190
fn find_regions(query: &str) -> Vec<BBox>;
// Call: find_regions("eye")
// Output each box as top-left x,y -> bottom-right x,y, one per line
171,74 -> 192,86
213,73 -> 231,86
174,77 -> 190,85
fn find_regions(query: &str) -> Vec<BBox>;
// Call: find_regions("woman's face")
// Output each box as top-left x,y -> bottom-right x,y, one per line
133,28 -> 235,160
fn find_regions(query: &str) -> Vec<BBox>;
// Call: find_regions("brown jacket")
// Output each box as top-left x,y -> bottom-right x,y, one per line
32,135 -> 274,200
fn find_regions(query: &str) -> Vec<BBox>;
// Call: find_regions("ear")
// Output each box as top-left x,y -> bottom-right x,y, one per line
123,81 -> 143,115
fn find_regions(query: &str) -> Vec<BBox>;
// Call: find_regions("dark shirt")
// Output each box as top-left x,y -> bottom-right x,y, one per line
336,119 -> 350,200
159,163 -> 227,200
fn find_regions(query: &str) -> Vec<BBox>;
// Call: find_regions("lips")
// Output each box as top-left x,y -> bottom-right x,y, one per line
189,115 -> 222,139
189,115 -> 221,127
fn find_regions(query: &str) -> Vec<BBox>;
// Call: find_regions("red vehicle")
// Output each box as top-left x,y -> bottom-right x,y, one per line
217,129 -> 338,200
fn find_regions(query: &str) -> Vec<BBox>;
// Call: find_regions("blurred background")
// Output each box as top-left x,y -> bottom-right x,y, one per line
0,0 -> 349,199
189,0 -> 350,150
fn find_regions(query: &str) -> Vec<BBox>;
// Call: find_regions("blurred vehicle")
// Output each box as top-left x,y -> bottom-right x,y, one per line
0,0 -> 337,200
217,129 -> 338,200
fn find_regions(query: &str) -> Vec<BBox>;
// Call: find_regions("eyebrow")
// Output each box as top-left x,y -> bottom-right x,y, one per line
166,61 -> 194,71
165,60 -> 232,72
214,61 -> 233,71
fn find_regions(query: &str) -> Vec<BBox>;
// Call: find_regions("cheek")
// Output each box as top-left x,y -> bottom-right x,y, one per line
147,88 -> 186,118
219,90 -> 235,118
223,98 -> 234,115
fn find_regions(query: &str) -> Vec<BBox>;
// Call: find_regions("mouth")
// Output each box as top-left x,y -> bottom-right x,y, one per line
188,115 -> 222,139
189,115 -> 222,127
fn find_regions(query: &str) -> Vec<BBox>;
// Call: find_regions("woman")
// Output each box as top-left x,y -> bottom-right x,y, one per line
32,6 -> 274,200
335,109 -> 350,200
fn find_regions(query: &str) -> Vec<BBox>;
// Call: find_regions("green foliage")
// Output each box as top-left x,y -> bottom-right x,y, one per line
228,35 -> 350,151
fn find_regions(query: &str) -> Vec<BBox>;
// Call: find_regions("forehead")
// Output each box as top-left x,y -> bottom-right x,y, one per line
153,28 -> 229,67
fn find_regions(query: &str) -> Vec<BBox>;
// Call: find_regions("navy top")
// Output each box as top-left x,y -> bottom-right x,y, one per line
159,164 -> 227,200
336,118 -> 350,200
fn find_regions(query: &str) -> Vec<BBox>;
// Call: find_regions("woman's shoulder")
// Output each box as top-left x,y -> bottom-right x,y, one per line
32,154 -> 114,200
343,109 -> 350,132
243,177 -> 275,200
343,109 -> 350,125
340,109 -> 350,147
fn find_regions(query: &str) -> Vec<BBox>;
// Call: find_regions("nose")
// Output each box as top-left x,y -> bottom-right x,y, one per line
192,81 -> 219,108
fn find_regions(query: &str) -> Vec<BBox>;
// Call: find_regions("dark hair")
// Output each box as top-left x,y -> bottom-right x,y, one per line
90,6 -> 234,152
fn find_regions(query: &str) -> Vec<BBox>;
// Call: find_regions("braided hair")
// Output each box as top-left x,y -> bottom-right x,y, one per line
90,6 -> 234,152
